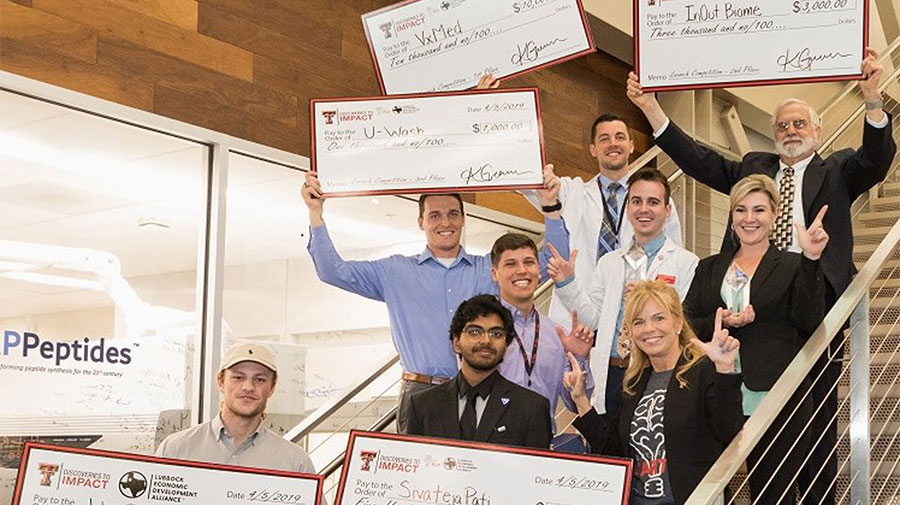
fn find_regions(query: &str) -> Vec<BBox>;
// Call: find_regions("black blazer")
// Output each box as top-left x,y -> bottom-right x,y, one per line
573,357 -> 744,505
404,372 -> 552,450
656,114 -> 895,296
684,244 -> 825,391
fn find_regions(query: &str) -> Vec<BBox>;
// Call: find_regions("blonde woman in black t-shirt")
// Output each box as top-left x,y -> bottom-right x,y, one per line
566,280 -> 744,505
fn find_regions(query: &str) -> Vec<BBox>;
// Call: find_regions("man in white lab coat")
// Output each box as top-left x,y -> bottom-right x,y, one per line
547,168 -> 697,419
525,114 -> 682,330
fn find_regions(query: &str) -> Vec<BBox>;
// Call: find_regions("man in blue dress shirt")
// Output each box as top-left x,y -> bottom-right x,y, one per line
301,167 -> 569,431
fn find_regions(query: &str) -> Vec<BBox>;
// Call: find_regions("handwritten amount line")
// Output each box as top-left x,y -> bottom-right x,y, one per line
649,22 -> 837,42
330,141 -> 524,153
390,11 -> 558,70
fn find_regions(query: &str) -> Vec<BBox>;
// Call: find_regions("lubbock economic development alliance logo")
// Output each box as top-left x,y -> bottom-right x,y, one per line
118,471 -> 147,499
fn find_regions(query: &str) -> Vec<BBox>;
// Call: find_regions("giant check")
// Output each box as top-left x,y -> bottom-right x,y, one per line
310,89 -> 545,197
13,442 -> 323,505
635,0 -> 867,91
362,0 -> 595,95
334,431 -> 632,505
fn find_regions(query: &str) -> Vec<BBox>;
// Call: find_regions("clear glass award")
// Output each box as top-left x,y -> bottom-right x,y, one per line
624,243 -> 648,283
618,243 -> 648,359
724,263 -> 750,313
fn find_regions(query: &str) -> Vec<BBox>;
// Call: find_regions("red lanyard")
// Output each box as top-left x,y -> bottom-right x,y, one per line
513,311 -> 540,386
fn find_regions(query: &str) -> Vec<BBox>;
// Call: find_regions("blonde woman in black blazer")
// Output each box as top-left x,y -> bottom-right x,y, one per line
684,174 -> 828,505
566,281 -> 744,504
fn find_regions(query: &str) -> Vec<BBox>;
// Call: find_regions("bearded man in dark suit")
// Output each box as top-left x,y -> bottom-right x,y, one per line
403,294 -> 552,450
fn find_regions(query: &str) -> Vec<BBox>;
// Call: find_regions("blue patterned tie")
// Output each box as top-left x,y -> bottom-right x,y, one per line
597,181 -> 621,260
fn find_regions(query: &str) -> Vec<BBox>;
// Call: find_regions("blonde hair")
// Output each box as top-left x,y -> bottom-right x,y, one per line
621,280 -> 705,395
730,174 -> 779,214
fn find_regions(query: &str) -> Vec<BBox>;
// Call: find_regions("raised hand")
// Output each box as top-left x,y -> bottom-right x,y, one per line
546,243 -> 577,284
691,307 -> 740,373
795,205 -> 829,260
476,73 -> 500,90
722,305 -> 755,328
301,171 -> 325,226
625,71 -> 668,131
558,310 -> 593,357
537,163 -> 562,206
858,47 -> 884,100
563,352 -> 592,415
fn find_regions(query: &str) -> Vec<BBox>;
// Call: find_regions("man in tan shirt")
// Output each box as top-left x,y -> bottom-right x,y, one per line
156,343 -> 315,474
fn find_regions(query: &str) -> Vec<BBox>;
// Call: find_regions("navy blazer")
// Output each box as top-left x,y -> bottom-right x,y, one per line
655,114 -> 895,296
404,372 -> 552,450
573,357 -> 744,505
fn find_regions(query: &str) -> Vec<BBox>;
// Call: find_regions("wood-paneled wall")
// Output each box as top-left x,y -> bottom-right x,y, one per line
0,0 -> 652,222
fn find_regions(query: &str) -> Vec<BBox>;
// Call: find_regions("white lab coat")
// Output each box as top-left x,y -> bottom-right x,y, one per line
525,172 -> 683,329
555,236 -> 698,413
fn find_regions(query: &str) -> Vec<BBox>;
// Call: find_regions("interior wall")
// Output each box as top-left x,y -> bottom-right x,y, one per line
0,0 -> 654,223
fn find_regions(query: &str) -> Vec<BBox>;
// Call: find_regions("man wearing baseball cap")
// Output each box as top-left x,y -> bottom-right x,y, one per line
155,343 -> 316,474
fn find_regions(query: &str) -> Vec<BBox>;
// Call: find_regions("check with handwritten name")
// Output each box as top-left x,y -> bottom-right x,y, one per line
636,0 -> 866,91
362,0 -> 594,95
12,443 -> 323,505
310,89 -> 545,197
334,431 -> 631,505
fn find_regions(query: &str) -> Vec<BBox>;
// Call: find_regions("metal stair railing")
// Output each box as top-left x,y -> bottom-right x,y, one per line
686,203 -> 900,505
683,46 -> 900,505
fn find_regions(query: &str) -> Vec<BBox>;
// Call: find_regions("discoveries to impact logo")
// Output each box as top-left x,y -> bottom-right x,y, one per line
38,463 -> 59,486
359,450 -> 378,472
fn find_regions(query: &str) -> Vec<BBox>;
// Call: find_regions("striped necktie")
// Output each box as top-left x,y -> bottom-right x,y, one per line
597,181 -> 621,259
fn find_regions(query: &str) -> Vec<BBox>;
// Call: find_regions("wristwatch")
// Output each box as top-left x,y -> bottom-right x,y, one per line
541,200 -> 562,213
865,99 -> 884,110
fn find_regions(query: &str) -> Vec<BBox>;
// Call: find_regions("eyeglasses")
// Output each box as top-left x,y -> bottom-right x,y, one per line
462,326 -> 507,341
774,119 -> 809,132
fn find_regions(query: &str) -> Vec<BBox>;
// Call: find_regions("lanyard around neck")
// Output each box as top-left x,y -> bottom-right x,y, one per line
513,311 -> 540,386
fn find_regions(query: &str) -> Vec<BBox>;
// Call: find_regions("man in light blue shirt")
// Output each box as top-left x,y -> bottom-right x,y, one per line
301,168 -> 568,431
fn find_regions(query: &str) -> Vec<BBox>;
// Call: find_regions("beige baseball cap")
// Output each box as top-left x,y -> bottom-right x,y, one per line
220,343 -> 277,373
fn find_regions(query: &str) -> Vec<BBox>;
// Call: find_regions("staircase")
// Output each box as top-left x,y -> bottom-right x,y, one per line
718,90 -> 900,503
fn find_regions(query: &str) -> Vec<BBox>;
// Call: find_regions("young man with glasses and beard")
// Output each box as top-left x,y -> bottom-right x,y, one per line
403,294 -> 552,449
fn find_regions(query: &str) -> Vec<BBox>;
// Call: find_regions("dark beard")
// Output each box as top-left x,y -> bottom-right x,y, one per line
463,348 -> 504,371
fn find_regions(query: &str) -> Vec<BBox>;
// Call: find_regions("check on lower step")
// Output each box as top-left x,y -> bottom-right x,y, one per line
310,89 -> 546,198
334,430 -> 632,505
13,442 -> 323,505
